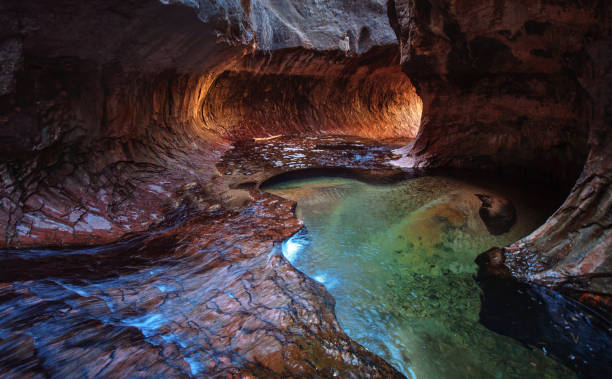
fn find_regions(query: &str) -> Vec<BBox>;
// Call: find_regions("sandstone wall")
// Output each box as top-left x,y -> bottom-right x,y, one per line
390,0 -> 611,294
0,0 -> 419,248
0,0 -> 609,294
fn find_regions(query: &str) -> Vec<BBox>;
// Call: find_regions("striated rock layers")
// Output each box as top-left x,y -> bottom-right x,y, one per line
0,0 -> 422,248
0,1 -> 417,376
389,0 -> 611,296
0,0 -> 610,376
0,189 -> 404,378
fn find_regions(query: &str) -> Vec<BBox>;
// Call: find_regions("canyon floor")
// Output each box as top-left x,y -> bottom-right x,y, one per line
1,136 -> 610,378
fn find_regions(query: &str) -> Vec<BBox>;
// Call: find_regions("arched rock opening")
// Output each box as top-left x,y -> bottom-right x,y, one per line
0,0 -> 610,377
201,48 -> 422,140
0,0 -> 422,248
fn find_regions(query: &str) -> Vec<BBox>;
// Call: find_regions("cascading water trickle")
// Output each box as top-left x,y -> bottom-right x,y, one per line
1,0 -> 610,377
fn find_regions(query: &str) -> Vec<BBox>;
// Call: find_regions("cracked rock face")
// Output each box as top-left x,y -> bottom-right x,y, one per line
0,0 -> 610,376
0,190 -> 402,377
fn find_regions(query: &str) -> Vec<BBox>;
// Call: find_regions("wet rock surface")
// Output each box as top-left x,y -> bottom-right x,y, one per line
476,249 -> 612,379
0,196 -> 402,377
389,0 -> 611,295
0,137 -> 407,378
218,135 -> 413,189
2,0 -> 608,295
476,194 -> 517,235
0,0 -> 610,376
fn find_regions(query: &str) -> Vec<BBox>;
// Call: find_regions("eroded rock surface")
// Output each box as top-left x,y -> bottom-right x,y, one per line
0,1 -> 419,375
0,0 -> 424,249
0,137 -> 412,377
0,0 -> 611,376
389,0 -> 611,295
203,48 -> 422,140
219,135 -> 412,188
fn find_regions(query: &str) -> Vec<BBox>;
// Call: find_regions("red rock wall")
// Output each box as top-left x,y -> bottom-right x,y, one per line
0,0 -> 240,248
0,2 -> 415,376
0,1 -> 422,248
1,0 -> 609,295
202,47 -> 422,140
390,0 -> 611,294
0,69 -> 230,247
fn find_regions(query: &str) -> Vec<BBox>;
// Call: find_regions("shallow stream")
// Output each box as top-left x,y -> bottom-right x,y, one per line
264,174 -> 576,378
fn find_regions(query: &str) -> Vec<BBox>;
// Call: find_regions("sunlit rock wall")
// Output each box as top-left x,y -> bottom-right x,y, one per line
202,47 -> 422,140
1,0 -> 609,295
0,0 -> 419,248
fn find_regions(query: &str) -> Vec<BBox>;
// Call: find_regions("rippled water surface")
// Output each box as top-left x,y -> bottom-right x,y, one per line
264,175 -> 576,378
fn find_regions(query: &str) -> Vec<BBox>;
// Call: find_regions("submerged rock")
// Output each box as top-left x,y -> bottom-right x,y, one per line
390,0 -> 611,295
475,194 -> 517,235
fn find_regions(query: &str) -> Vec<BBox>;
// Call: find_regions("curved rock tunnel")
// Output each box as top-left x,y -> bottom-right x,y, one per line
0,0 -> 610,377
202,50 -> 422,140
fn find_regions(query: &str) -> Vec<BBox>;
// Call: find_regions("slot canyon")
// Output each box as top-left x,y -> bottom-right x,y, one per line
0,0 -> 610,378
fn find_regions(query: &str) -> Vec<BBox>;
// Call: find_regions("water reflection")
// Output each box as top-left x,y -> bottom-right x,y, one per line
266,175 -> 582,378
477,266 -> 612,379
0,197 -> 325,377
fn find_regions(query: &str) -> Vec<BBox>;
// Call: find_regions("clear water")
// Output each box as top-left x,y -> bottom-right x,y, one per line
264,175 -> 575,379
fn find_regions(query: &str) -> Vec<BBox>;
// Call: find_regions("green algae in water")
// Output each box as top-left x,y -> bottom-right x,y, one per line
264,175 -> 575,379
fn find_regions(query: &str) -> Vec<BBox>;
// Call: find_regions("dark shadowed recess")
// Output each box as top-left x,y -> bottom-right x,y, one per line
259,167 -> 421,189
476,251 -> 612,379
263,167 -> 608,378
